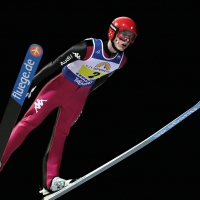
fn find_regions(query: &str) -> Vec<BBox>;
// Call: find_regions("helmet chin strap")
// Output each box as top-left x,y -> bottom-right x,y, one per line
111,39 -> 124,53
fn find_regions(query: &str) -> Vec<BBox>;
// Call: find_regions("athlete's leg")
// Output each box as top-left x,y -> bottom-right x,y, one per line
0,74 -> 77,172
43,86 -> 92,190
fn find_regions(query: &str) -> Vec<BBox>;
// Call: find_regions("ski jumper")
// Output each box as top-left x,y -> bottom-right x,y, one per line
0,38 -> 127,190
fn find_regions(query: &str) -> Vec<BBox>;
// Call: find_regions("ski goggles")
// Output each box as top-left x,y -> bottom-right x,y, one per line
117,30 -> 136,43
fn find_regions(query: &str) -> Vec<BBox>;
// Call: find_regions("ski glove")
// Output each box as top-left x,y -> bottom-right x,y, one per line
26,85 -> 37,99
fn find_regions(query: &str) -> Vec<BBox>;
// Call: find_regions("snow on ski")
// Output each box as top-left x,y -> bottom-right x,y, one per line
43,101 -> 200,200
0,44 -> 43,160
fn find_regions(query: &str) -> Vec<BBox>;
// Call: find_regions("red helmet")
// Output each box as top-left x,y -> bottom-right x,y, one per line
108,16 -> 137,44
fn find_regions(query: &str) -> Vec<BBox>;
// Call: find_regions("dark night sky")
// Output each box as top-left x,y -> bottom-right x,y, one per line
0,1 -> 199,200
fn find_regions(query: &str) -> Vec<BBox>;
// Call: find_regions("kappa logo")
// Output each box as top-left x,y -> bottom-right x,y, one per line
34,99 -> 47,113
95,62 -> 111,70
30,45 -> 43,57
72,52 -> 81,59
96,50 -> 101,54
117,55 -> 121,59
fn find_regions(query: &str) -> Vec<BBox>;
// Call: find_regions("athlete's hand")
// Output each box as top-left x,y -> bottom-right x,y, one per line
26,85 -> 37,99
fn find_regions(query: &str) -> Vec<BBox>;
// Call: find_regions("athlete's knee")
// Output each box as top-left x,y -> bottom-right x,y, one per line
20,114 -> 44,128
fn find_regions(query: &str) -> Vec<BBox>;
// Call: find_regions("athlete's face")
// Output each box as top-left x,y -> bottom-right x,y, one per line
113,30 -> 133,51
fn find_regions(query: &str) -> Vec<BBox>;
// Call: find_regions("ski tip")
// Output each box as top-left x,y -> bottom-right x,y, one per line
29,44 -> 43,57
195,101 -> 200,108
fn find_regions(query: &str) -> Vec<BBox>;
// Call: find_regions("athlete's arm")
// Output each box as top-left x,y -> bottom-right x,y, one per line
32,41 -> 88,85
89,55 -> 127,94
89,71 -> 115,93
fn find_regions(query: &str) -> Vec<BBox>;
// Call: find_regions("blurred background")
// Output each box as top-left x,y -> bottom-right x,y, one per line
0,1 -> 199,199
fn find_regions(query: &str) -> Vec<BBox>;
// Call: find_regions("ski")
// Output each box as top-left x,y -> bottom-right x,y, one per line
0,44 -> 43,160
43,101 -> 200,200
